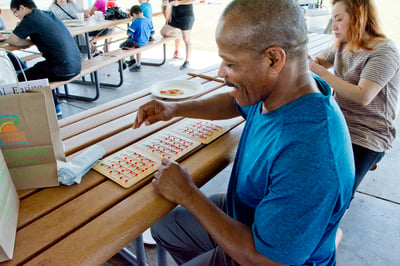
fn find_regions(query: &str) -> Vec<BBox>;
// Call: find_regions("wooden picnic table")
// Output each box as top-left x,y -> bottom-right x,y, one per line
67,17 -> 131,37
1,66 -> 244,266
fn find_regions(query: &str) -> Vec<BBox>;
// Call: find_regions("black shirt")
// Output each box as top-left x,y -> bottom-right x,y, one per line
13,9 -> 81,77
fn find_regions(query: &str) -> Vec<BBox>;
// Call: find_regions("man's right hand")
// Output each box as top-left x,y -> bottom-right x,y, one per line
133,100 -> 176,129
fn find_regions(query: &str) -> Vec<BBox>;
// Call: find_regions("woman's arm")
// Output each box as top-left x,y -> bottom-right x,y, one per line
310,53 -> 383,106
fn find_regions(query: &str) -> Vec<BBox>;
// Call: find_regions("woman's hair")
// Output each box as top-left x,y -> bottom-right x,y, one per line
333,0 -> 385,51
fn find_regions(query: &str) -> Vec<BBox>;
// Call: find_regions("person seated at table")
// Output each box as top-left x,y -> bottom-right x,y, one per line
86,0 -> 107,17
309,0 -> 400,198
133,0 -> 355,265
119,5 -> 153,72
0,8 -> 28,73
49,0 -> 84,20
6,0 -> 81,116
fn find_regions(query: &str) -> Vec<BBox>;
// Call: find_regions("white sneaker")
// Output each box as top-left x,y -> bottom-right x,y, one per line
142,228 -> 156,245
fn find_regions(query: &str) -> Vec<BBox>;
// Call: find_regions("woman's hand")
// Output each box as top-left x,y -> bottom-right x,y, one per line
309,59 -> 330,78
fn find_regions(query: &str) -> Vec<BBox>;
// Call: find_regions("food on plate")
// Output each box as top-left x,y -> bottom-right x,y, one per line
159,89 -> 184,95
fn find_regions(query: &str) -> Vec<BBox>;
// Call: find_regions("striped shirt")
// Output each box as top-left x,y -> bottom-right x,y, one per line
324,39 -> 400,152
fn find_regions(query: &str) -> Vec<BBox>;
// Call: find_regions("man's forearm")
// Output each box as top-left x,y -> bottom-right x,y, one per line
6,33 -> 33,47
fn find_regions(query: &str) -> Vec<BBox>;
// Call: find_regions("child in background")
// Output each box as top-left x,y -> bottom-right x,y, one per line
119,5 -> 153,72
139,0 -> 155,41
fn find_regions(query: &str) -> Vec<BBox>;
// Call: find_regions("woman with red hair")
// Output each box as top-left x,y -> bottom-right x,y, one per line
310,0 -> 400,197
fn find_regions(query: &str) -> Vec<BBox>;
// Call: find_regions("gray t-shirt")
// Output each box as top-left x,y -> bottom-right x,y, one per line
49,2 -> 82,20
324,39 -> 400,152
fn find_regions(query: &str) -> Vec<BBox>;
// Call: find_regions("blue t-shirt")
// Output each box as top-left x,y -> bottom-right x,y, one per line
13,9 -> 81,77
127,17 -> 153,47
226,75 -> 354,265
140,3 -> 152,19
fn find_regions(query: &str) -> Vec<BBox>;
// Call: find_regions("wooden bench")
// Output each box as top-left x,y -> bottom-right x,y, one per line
52,35 -> 178,101
88,11 -> 164,52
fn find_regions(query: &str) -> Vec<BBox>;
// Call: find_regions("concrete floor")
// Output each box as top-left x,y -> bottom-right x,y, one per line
53,42 -> 400,265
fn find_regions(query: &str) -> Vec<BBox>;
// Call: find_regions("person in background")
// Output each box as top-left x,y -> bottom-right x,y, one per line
310,0 -> 400,197
119,5 -> 153,72
139,0 -> 155,41
107,0 -> 117,8
85,0 -> 113,56
133,0 -> 355,264
7,0 -> 81,116
0,8 -> 28,73
49,0 -> 84,20
161,0 -> 195,70
86,0 -> 107,16
49,0 -> 88,53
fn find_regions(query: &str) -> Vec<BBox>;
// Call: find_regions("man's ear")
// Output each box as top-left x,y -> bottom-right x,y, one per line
264,46 -> 285,74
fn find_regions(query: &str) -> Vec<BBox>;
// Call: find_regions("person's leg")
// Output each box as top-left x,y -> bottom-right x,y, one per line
179,29 -> 192,69
7,52 -> 27,72
136,53 -> 141,65
129,42 -> 142,72
17,61 -> 52,82
161,24 -> 182,58
182,30 -> 192,63
151,194 -> 237,265
174,37 -> 181,58
161,24 -> 181,38
17,61 -> 75,116
352,144 -> 385,195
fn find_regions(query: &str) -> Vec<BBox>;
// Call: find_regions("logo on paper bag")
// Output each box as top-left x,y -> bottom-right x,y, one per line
0,114 -> 27,146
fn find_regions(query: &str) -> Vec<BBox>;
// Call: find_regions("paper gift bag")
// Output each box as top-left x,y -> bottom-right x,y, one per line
0,85 -> 65,189
0,148 -> 19,262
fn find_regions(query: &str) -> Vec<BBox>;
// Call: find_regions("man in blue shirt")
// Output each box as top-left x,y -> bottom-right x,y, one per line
7,0 -> 81,116
133,0 -> 355,265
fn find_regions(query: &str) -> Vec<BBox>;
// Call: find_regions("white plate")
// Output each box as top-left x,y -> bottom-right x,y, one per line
151,80 -> 202,99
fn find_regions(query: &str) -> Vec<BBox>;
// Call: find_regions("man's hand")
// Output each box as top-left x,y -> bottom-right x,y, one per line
133,100 -> 176,129
152,159 -> 197,205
